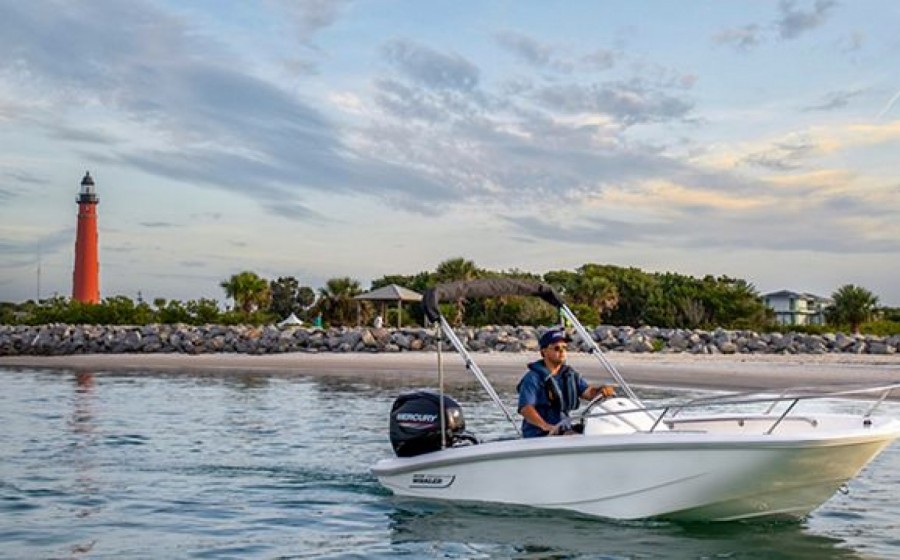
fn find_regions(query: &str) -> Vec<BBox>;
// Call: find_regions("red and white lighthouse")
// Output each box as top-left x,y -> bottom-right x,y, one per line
72,171 -> 100,303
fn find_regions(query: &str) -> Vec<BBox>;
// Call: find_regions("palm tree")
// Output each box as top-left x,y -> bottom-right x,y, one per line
573,272 -> 619,323
435,257 -> 480,325
317,277 -> 363,326
220,271 -> 270,314
828,284 -> 879,335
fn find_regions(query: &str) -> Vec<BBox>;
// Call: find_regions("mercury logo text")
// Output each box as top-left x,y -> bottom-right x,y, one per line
396,413 -> 437,423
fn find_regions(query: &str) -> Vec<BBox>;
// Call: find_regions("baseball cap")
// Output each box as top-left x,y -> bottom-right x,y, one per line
539,329 -> 569,349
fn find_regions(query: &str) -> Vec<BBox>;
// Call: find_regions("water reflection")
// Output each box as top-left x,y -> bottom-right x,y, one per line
388,500 -> 866,559
67,370 -> 99,557
70,370 -> 96,431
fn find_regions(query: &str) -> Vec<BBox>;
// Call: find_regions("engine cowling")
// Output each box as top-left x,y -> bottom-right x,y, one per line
389,391 -> 471,457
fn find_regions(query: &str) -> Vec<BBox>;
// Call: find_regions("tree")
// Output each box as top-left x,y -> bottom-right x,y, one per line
220,271 -> 270,314
828,284 -> 879,334
573,268 -> 619,323
371,272 -> 432,294
435,257 -> 480,325
185,298 -> 221,324
269,276 -> 301,318
296,286 -> 316,309
316,277 -> 363,326
155,299 -> 192,324
470,269 -> 553,326
574,264 -> 656,327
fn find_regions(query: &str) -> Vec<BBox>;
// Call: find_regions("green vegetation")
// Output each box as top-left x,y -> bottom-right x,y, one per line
219,271 -> 270,314
825,284 -> 879,335
316,277 -> 363,327
2,259 -> 899,335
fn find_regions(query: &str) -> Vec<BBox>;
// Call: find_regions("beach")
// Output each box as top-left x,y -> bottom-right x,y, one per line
2,351 -> 899,394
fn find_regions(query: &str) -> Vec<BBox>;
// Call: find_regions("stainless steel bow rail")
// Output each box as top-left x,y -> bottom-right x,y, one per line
578,382 -> 900,436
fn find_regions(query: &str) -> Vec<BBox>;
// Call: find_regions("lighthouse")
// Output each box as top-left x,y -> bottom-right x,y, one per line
72,171 -> 100,303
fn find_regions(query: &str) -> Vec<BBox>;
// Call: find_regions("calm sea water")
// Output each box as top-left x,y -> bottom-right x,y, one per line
2,366 -> 899,559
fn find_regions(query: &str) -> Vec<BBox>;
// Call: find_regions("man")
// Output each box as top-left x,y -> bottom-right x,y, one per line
517,328 -> 615,437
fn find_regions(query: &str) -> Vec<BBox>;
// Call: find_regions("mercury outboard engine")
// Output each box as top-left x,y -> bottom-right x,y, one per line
389,390 -> 477,457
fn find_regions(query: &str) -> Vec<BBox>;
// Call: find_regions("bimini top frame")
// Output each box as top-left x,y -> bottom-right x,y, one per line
422,279 -> 643,437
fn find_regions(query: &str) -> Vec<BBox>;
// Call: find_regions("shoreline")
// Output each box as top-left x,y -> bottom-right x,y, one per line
2,351 -> 899,394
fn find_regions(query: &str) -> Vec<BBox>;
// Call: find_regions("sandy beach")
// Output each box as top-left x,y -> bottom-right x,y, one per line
2,351 -> 899,394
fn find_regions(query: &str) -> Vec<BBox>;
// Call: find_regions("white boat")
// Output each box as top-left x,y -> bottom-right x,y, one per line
371,279 -> 900,521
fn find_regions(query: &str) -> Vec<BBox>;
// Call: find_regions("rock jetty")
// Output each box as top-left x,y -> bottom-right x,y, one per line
1,324 -> 898,356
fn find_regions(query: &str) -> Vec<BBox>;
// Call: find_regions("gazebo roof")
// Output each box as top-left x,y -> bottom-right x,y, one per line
354,284 -> 423,302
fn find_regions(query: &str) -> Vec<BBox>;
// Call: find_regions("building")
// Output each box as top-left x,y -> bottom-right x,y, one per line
763,290 -> 831,326
72,171 -> 100,303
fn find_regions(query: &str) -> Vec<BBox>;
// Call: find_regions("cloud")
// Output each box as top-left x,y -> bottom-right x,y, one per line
581,49 -> 617,72
803,88 -> 866,112
777,0 -> 836,40
495,31 -> 556,68
708,120 -> 900,177
53,125 -> 121,145
496,30 -> 618,73
261,200 -> 324,223
494,31 -> 577,74
361,36 -> 707,210
840,31 -> 865,53
381,39 -> 480,92
743,137 -> 818,170
712,24 -> 763,50
532,81 -> 694,125
1,4 -> 698,226
1,169 -> 50,201
505,180 -> 900,255
712,1 -> 836,49
0,2 -> 461,217
0,227 -> 71,263
178,260 -> 208,269
268,0 -> 351,43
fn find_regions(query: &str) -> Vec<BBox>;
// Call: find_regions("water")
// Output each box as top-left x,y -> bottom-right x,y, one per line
1,366 -> 899,559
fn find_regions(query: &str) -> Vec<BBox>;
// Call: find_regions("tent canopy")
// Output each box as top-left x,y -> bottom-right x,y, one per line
277,312 -> 304,328
354,284 -> 423,328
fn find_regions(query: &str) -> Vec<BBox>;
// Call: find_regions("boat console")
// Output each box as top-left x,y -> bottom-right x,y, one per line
582,397 -> 668,435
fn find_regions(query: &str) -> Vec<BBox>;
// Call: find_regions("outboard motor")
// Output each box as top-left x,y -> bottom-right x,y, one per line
389,390 -> 476,457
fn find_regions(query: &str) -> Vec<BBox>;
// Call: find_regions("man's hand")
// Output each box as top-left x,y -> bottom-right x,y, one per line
547,418 -> 573,436
588,384 -> 615,400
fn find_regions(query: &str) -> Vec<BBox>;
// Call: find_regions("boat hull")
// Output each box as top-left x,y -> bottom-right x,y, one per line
372,416 -> 900,521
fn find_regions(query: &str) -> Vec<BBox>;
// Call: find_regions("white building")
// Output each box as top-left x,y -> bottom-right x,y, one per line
763,290 -> 831,326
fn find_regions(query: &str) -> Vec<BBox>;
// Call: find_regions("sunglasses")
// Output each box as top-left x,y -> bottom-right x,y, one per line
549,345 -> 568,351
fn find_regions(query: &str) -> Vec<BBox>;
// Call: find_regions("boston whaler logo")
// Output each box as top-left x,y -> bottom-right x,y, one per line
411,473 -> 455,489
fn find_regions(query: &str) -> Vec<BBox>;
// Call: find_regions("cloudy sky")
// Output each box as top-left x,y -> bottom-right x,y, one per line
2,0 -> 899,306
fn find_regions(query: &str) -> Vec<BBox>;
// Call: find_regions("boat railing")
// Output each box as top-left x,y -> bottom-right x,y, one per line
662,414 -> 821,429
669,382 -> 900,415
580,382 -> 900,435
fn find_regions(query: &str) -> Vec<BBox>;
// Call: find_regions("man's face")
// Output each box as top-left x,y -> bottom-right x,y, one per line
541,342 -> 568,367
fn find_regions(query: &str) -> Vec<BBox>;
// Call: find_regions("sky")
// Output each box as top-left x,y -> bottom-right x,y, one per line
2,0 -> 899,306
